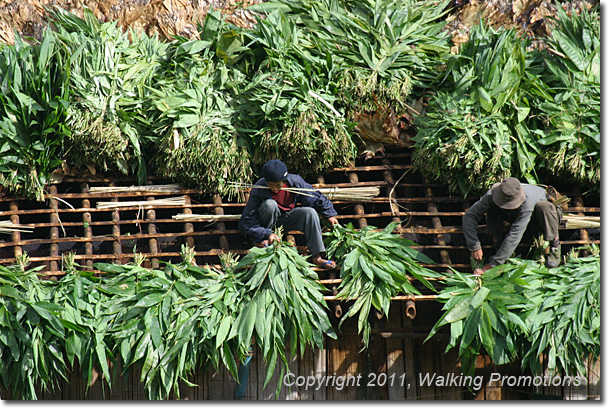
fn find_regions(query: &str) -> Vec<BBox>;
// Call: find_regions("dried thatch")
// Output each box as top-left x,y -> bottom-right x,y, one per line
0,0 -> 263,45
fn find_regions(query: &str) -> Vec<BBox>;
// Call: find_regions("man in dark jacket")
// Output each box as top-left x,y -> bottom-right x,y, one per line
462,177 -> 562,276
239,159 -> 339,269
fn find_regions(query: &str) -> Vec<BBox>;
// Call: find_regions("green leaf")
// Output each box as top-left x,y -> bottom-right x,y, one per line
470,286 -> 490,309
216,316 -> 232,349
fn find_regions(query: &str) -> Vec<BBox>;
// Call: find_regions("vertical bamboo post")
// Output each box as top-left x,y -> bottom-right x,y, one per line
348,173 -> 367,229
213,194 -> 229,250
423,177 -> 452,270
48,185 -> 60,274
81,183 -> 93,270
146,196 -> 159,269
182,195 -> 195,250
10,201 -> 22,261
573,196 -> 589,256
401,302 -> 417,400
111,196 -> 122,265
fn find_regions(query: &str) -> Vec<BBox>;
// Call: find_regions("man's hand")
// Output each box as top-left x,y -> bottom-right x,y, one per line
258,234 -> 279,248
473,264 -> 492,277
471,249 -> 483,261
327,216 -> 339,226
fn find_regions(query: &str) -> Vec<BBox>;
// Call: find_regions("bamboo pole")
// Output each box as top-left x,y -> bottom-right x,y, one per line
213,194 -> 230,250
147,196 -> 159,269
10,201 -> 22,260
182,195 -> 196,251
48,185 -> 60,273
89,184 -> 182,194
81,183 -> 94,270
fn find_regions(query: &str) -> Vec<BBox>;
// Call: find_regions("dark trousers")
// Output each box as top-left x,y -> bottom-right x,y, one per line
486,201 -> 562,245
258,199 -> 326,256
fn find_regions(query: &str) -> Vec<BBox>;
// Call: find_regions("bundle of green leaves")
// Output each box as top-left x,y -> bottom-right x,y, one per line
536,4 -> 600,188
232,10 -> 356,177
94,260 -> 246,400
411,23 -> 549,195
0,263 -> 69,399
251,0 -> 452,112
519,250 -> 600,377
229,234 -> 337,396
325,222 -> 440,347
51,8 -> 164,182
147,13 -> 253,197
48,259 -> 108,392
0,29 -> 69,200
427,250 -> 600,380
425,265 -> 529,377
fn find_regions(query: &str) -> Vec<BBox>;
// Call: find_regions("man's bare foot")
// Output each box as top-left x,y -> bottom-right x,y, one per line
312,254 -> 336,270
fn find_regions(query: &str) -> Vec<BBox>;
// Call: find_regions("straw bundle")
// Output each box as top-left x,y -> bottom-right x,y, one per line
563,214 -> 600,229
172,214 -> 241,222
317,186 -> 380,201
0,221 -> 35,234
229,182 -> 380,201
90,184 -> 182,194
96,196 -> 187,209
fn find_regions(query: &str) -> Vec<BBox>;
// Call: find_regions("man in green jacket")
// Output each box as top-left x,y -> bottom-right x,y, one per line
462,177 -> 562,276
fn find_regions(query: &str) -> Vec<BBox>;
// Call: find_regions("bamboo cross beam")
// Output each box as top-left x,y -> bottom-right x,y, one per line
323,294 -> 438,301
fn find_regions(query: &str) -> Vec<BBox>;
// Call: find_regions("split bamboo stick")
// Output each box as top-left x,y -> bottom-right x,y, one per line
89,184 -> 182,194
96,196 -> 187,209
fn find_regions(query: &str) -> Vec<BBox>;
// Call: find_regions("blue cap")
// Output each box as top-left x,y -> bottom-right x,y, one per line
262,159 -> 288,182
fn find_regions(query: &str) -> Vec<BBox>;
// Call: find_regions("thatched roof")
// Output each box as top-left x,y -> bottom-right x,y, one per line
0,0 -> 597,47
0,0 -> 263,45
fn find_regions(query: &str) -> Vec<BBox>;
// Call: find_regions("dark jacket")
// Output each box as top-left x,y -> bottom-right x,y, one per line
462,184 -> 547,266
239,174 -> 338,242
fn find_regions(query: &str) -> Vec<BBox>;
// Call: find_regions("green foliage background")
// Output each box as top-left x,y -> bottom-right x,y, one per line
0,1 -> 600,199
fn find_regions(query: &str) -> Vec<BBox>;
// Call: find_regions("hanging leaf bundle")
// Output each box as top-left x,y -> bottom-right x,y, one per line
0,28 -> 69,200
48,256 -> 110,392
234,10 -> 356,177
93,259 -> 247,400
536,4 -> 600,187
149,15 -> 251,197
411,23 -> 548,195
324,222 -> 440,347
519,250 -> 600,377
426,251 -> 600,380
252,0 -> 452,112
0,264 -> 68,399
425,266 -> 529,377
230,234 -> 337,396
51,8 -> 167,183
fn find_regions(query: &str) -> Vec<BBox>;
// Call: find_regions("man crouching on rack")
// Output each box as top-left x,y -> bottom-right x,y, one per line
239,159 -> 339,270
